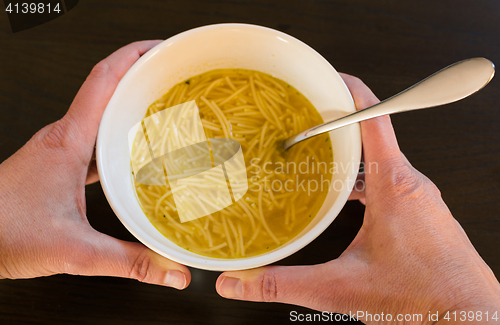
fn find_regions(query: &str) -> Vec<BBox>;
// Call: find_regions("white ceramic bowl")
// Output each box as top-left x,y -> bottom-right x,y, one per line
97,23 -> 361,271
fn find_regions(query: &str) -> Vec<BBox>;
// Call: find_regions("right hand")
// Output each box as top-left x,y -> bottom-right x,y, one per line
215,73 -> 500,323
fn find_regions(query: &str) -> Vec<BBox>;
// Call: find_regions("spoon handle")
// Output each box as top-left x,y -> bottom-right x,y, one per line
284,57 -> 495,150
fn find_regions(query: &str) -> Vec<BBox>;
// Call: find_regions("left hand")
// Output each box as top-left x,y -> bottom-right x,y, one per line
0,41 -> 191,290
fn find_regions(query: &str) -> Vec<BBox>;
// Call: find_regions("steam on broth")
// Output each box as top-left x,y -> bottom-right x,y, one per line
133,69 -> 333,258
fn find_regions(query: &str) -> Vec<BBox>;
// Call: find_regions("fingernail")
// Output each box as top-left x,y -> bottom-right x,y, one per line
164,270 -> 186,290
219,277 -> 242,298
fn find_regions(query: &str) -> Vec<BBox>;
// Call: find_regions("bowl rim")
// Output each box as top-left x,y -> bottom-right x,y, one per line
96,23 -> 361,271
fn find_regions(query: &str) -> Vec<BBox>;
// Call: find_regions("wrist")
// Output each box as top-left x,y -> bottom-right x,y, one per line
434,304 -> 500,324
432,287 -> 500,324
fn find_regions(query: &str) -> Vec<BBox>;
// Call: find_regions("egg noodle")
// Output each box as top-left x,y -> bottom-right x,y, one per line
133,69 -> 333,258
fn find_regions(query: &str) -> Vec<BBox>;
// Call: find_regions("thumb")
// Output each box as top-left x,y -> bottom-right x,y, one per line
216,261 -> 352,311
64,40 -> 162,150
339,73 -> 404,168
69,230 -> 191,290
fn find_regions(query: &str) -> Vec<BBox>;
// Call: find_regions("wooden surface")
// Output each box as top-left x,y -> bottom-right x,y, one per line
0,1 -> 499,324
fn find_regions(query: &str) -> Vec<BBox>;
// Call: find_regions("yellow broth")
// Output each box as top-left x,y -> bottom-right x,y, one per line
133,69 -> 333,258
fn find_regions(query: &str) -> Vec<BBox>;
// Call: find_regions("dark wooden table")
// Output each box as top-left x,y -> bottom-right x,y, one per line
1,1 -> 499,324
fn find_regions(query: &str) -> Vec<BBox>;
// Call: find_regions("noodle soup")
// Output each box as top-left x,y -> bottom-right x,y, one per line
133,69 -> 333,258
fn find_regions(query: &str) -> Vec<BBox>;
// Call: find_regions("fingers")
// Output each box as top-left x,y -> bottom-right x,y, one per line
216,263 -> 348,311
69,231 -> 191,290
64,40 -> 163,150
85,147 -> 99,184
347,172 -> 366,204
85,160 -> 99,185
339,73 -> 404,169
348,188 -> 366,205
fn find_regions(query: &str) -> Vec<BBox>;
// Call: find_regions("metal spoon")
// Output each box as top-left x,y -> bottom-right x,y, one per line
283,58 -> 495,150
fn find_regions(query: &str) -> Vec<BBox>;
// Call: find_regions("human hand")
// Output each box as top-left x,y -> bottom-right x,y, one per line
216,73 -> 500,322
0,41 -> 190,290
